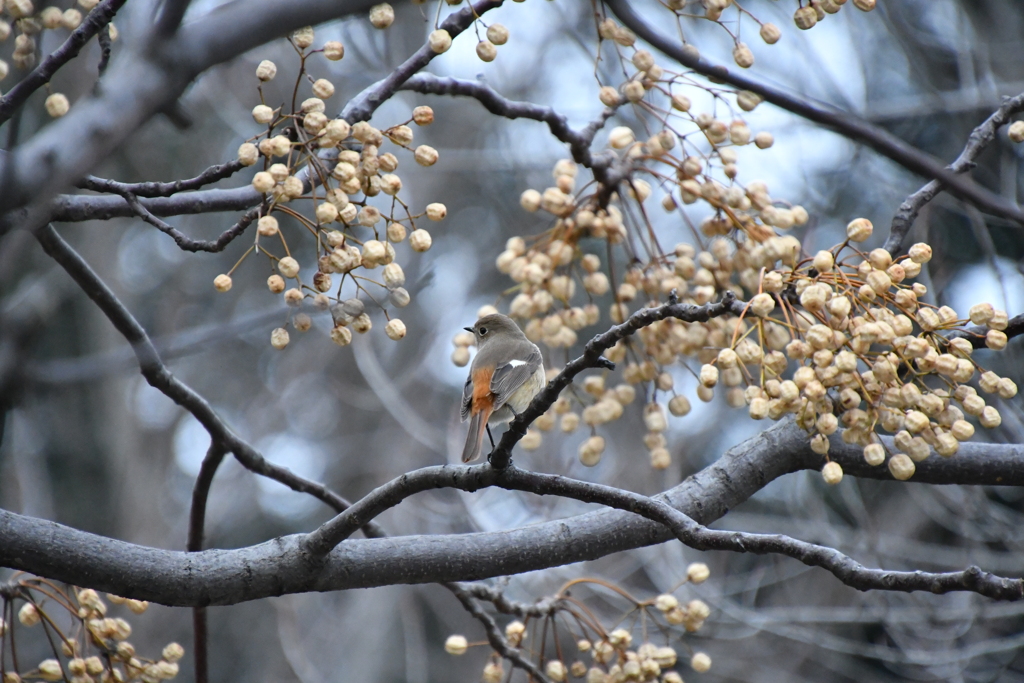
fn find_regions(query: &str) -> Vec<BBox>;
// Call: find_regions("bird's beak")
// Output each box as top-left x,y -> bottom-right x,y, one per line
463,326 -> 474,332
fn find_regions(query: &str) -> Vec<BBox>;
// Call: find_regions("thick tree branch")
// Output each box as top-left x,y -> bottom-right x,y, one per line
13,227 -> 1024,607
172,0 -> 382,81
603,0 -> 1024,230
49,186 -> 259,222
493,467 -> 1024,601
885,93 -> 1024,254
825,432 -> 1024,485
155,0 -> 195,37
0,0 -> 128,125
4,418 -> 1022,606
489,290 -> 747,469
35,217 -> 473,678
304,456 -> 1024,600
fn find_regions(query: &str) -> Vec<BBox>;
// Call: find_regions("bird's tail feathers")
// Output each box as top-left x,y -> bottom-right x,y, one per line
462,407 -> 491,462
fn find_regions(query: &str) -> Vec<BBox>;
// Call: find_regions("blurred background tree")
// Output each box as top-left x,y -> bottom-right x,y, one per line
1,0 -> 1024,681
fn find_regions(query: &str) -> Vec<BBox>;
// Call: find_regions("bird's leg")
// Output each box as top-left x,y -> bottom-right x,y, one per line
508,406 -> 520,419
487,425 -> 496,450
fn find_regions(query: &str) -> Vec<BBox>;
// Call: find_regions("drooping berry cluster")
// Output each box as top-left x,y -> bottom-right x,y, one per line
1,580 -> 182,683
445,565 -> 714,682
213,25 -> 450,349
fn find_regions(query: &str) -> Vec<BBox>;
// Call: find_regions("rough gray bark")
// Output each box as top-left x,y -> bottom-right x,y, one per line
2,420 -> 1023,607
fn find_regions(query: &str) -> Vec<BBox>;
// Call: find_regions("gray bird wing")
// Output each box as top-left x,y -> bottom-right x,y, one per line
461,375 -> 473,421
490,345 -> 543,410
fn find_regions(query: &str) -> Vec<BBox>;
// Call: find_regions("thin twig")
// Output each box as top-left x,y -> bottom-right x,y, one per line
444,582 -> 552,682
457,583 -> 562,618
33,223 -> 384,535
120,193 -> 258,253
340,0 -> 505,123
79,160 -> 244,198
489,290 -> 747,469
96,25 -> 112,76
0,0 -> 128,124
400,73 -> 624,201
187,443 -> 227,683
400,74 -> 617,169
885,92 -> 1024,254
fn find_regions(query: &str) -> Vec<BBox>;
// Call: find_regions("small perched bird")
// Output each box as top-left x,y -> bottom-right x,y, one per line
461,313 -> 546,462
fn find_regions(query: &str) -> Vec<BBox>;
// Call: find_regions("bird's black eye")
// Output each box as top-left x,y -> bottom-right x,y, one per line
479,327 -> 488,335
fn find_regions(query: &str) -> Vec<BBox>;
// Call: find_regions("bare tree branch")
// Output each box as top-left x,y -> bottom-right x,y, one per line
339,1 -> 505,123
456,583 -> 561,619
49,186 -> 259,222
0,0 -> 128,125
443,582 -> 551,682
32,223 -> 384,536
491,467 -> 1024,601
0,0 -> 401,220
398,73 -> 631,203
13,226 -> 1024,608
172,0 -> 384,81
79,161 -> 245,198
885,92 -> 1024,254
120,192 -> 258,253
489,290 -> 747,469
96,25 -> 112,76
400,74 -> 617,168
155,0 -> 195,37
302,458 -> 1024,600
603,0 -> 1024,230
4,417 -> 1023,607
187,443 -> 227,683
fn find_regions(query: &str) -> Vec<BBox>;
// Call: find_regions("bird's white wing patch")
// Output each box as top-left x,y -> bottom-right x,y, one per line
508,359 -> 527,367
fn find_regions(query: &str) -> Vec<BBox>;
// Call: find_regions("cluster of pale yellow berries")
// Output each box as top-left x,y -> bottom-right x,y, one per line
212,27 -> 449,350
2,584 -> 182,683
485,146 -> 1014,477
792,0 -> 876,31
520,86 -> 790,256
0,0 -> 116,117
722,220 -> 1015,484
475,28 -> 1014,479
445,566 -> 713,682
481,145 -> 801,468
